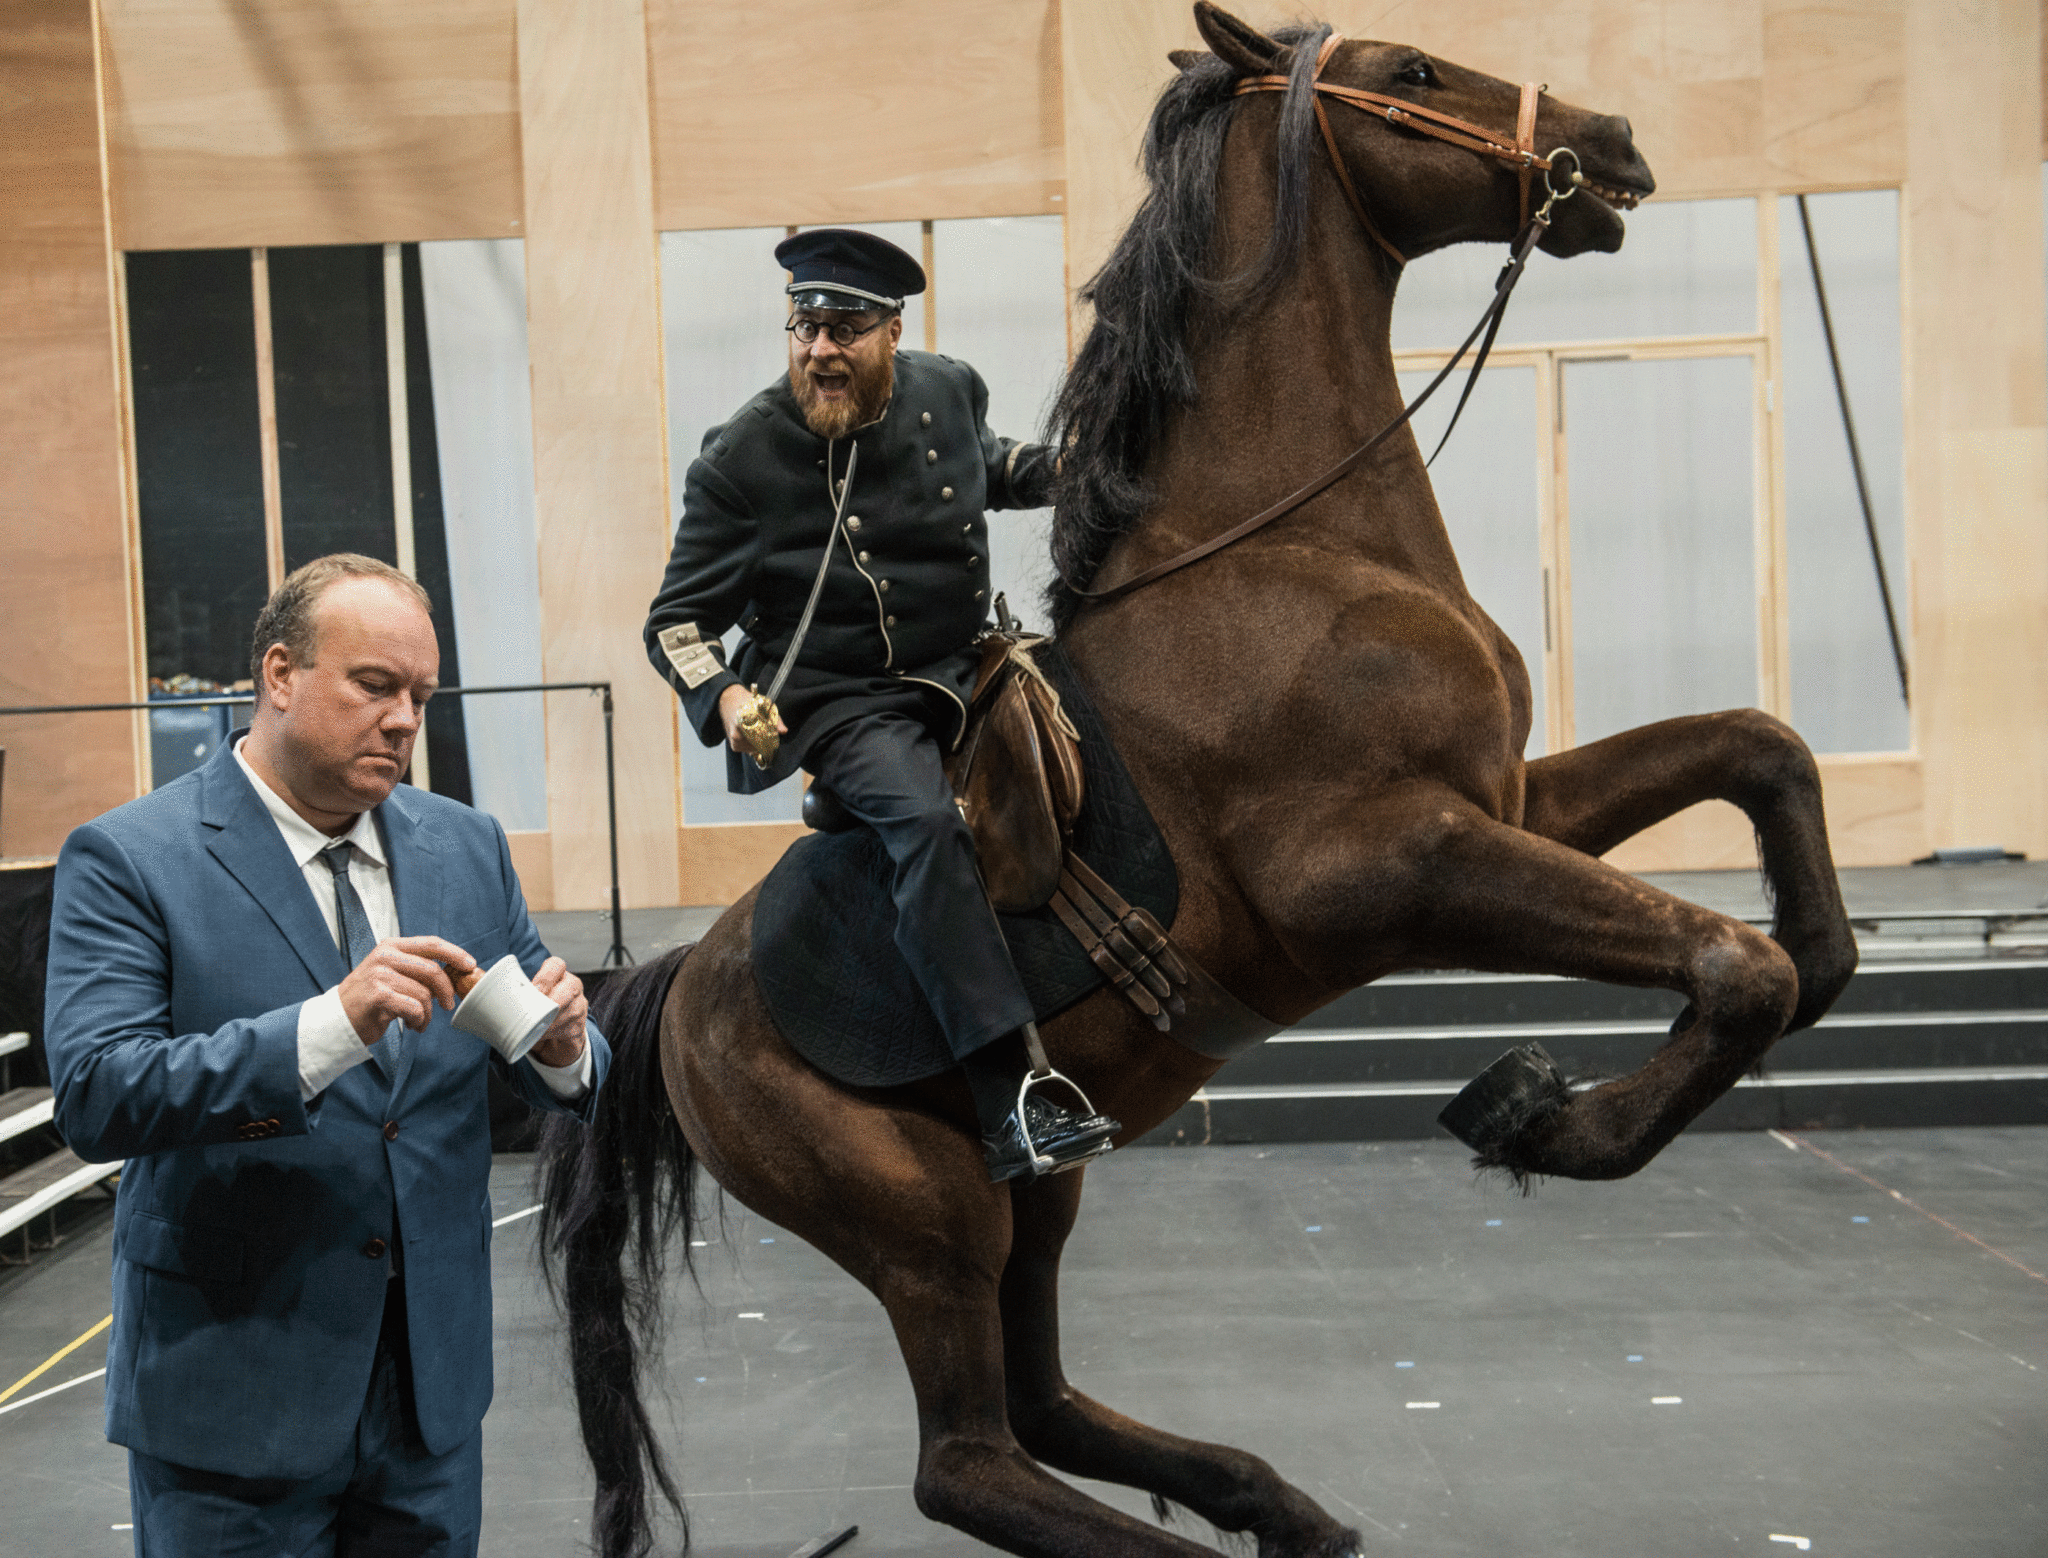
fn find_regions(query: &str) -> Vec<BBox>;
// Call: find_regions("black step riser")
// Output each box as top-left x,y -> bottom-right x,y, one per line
1299,960 -> 2048,1030
1223,1017 -> 2048,1087
1136,1076 -> 2048,1149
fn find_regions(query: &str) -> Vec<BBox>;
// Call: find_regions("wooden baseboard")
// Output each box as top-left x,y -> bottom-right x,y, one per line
1603,754 -> 1926,874
677,822 -> 808,906
505,829 -> 555,912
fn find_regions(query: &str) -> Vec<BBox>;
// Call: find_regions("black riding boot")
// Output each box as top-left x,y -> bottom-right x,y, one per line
963,1027 -> 1120,1184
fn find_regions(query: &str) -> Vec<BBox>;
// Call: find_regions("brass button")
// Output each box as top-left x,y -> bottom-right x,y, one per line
926,449 -> 937,464
885,614 -> 897,627
920,411 -> 931,426
383,1121 -> 399,1141
974,589 -> 985,600
941,486 -> 954,500
846,516 -> 861,532
962,524 -> 972,535
363,1238 -> 387,1260
965,558 -> 976,571
879,579 -> 891,592
858,550 -> 870,563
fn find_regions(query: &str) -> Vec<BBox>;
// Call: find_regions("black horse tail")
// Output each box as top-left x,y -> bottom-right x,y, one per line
537,943 -> 700,1558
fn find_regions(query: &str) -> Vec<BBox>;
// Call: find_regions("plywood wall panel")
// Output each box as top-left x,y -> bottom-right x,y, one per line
1903,0 -> 2048,858
0,0 -> 141,857
647,0 -> 1064,231
102,0 -> 523,250
516,0 -> 680,911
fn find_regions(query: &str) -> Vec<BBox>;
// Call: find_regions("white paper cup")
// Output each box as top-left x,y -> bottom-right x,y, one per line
450,954 -> 559,1064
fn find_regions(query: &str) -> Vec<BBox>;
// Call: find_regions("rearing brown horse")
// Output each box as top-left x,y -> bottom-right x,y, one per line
540,8 -> 1857,1555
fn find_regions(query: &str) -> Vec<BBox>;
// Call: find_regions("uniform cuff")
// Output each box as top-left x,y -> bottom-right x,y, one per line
527,1029 -> 595,1100
298,988 -> 376,1100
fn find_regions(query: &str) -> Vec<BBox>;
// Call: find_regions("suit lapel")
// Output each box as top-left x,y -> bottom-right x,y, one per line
201,745 -> 347,994
377,789 -> 443,1108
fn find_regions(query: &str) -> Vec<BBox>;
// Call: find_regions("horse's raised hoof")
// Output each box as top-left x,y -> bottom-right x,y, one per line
1438,1042 -> 1572,1187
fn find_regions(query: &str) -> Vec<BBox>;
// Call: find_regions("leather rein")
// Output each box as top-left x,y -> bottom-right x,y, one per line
1066,33 -> 1582,608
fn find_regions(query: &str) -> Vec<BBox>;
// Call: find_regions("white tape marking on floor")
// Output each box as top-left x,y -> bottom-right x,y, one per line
1404,1401 -> 1440,1409
492,1204 -> 542,1229
1768,1536 -> 1810,1551
738,1312 -> 766,1320
1651,1396 -> 1683,1405
0,1368 -> 105,1417
1766,1130 -> 1802,1153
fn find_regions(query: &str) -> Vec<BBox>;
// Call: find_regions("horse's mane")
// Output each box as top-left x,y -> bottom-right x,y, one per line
1045,23 -> 1334,629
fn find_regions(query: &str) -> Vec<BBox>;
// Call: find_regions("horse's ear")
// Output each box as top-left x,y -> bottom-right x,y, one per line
1167,48 -> 1206,72
1192,2 -> 1286,78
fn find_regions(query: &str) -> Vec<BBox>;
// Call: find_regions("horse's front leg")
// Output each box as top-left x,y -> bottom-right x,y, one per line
1519,709 -> 1856,1031
1256,786 -> 1801,1180
1000,1174 -> 1362,1558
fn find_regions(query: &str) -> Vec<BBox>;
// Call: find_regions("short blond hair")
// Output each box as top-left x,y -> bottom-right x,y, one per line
249,554 -> 433,688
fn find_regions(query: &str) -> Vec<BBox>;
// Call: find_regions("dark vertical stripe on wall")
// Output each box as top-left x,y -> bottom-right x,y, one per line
401,244 -> 474,806
268,245 -> 396,570
127,250 -> 269,684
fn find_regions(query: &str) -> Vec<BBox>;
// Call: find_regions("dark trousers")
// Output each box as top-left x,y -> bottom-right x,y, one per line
806,712 -> 1034,1059
127,1280 -> 482,1558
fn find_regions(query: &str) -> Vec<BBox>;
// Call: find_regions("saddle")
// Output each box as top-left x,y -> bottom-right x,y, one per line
804,614 -> 1190,1031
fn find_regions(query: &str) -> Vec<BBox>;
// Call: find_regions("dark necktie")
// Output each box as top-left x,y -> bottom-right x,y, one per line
321,841 -> 401,1074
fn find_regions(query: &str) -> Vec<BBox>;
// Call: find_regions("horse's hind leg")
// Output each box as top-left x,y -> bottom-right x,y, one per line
999,1174 -> 1361,1558
875,1242 -> 1237,1558
1518,709 -> 1857,1031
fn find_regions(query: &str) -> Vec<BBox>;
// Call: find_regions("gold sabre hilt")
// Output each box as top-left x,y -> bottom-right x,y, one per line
732,687 -> 782,769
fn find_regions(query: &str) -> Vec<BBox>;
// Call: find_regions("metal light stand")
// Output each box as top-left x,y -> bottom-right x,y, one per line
0,680 -> 633,967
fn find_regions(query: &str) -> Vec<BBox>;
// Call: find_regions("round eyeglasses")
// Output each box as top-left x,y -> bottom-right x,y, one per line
786,314 -> 888,348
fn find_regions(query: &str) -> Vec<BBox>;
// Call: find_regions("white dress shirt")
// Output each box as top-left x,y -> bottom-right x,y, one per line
231,739 -> 591,1102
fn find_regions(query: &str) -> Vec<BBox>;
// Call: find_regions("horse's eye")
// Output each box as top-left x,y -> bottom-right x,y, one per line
1397,59 -> 1436,88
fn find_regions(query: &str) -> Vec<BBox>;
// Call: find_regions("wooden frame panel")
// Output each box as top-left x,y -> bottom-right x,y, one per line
646,0 -> 1065,231
0,0 -> 140,857
102,0 -> 524,250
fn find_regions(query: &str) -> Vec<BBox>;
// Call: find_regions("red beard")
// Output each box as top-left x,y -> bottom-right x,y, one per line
789,347 -> 895,440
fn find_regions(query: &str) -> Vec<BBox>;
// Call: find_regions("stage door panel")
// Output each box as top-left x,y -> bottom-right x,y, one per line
1399,365 -> 1547,756
1564,355 -> 1758,747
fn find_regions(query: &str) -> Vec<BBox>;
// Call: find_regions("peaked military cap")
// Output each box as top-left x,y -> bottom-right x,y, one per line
777,228 -> 927,313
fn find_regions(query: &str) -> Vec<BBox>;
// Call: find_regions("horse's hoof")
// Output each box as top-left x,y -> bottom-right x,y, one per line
1438,1042 -> 1572,1183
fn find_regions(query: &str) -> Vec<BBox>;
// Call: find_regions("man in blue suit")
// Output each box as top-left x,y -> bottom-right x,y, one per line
45,553 -> 611,1556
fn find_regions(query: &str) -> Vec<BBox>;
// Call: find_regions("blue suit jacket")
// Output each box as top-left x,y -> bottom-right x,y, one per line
44,738 -> 611,1479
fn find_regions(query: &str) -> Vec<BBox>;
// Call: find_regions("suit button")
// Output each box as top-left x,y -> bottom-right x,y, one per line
846,516 -> 861,532
885,615 -> 897,627
926,449 -> 937,464
383,1121 -> 400,1141
941,486 -> 954,500
974,589 -> 985,600
363,1238 -> 387,1260
965,558 -> 976,571
858,550 -> 870,563
920,411 -> 931,426
962,524 -> 972,535
878,579 -> 891,592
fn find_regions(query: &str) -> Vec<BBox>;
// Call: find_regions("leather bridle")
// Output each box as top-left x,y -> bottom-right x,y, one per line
1234,33 -> 1554,266
1063,34 -> 1582,609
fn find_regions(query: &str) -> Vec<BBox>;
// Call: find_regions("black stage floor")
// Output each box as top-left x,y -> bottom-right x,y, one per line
3,1128 -> 2043,1556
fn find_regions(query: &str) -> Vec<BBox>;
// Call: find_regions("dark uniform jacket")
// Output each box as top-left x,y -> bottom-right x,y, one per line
646,350 -> 1057,794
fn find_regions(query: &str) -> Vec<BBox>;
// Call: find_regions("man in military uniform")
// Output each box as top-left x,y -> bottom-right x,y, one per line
644,228 -> 1117,1183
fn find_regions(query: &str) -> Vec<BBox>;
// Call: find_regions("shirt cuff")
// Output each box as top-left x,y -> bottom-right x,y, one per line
298,988 -> 376,1100
527,1028 -> 594,1100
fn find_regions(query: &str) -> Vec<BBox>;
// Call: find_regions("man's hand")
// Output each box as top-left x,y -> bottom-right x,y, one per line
527,957 -> 588,1069
718,683 -> 787,752
338,936 -> 477,1047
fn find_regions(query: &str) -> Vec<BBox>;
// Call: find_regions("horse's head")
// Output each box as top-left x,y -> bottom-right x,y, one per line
1188,3 -> 1655,261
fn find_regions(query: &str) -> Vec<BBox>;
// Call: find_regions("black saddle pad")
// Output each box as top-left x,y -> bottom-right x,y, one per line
752,642 -> 1177,1086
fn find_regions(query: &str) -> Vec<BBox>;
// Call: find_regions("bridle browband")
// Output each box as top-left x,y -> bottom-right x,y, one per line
1063,33 -> 1582,609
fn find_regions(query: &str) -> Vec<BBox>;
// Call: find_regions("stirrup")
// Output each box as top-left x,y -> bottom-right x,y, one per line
1013,1023 -> 1115,1176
